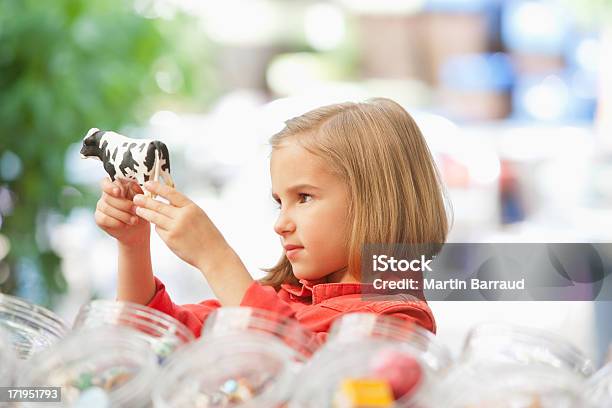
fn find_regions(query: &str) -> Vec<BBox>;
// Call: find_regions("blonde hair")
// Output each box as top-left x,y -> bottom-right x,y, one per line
259,97 -> 452,289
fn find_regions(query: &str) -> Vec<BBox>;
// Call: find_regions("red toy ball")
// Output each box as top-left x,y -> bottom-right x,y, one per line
369,349 -> 423,400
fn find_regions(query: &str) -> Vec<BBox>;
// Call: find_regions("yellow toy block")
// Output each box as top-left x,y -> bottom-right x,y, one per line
333,378 -> 394,408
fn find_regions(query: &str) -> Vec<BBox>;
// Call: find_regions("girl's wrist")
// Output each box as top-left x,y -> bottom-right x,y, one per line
195,241 -> 252,281
118,238 -> 149,251
195,240 -> 233,275
196,242 -> 254,306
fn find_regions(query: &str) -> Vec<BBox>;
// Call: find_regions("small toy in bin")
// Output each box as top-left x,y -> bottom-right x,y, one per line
332,378 -> 394,408
80,127 -> 174,199
17,327 -> 158,407
369,349 -> 422,400
73,299 -> 195,365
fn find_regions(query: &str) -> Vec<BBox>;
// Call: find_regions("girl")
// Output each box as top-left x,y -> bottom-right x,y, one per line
94,97 -> 450,341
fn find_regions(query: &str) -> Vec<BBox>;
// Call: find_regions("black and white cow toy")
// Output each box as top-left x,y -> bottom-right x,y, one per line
80,128 -> 174,198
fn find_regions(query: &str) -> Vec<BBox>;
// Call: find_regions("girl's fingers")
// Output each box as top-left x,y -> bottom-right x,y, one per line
101,177 -> 120,197
95,210 -> 124,229
144,181 -> 190,207
101,177 -> 143,198
103,192 -> 135,213
133,194 -> 176,218
134,206 -> 172,230
97,198 -> 137,225
100,177 -> 128,198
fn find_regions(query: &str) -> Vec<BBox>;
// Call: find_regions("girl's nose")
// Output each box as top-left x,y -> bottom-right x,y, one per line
274,212 -> 296,236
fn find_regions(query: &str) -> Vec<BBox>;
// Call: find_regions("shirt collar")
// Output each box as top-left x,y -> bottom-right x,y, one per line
280,278 -> 370,304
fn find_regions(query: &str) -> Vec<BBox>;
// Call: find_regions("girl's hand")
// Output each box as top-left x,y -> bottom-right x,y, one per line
132,181 -> 227,271
95,177 -> 151,247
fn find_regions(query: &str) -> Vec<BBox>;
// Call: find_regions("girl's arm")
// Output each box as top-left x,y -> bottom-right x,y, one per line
195,242 -> 254,307
94,176 -> 157,305
132,181 -> 254,306
117,239 -> 156,305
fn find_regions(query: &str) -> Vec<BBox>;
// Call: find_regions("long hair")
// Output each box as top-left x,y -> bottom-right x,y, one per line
259,98 -> 452,289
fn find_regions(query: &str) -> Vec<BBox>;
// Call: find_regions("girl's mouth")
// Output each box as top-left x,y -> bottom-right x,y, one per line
284,245 -> 304,259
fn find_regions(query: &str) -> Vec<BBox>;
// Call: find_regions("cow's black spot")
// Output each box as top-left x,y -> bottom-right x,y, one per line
154,141 -> 171,172
139,144 -> 145,152
122,142 -> 128,147
144,174 -> 150,182
112,147 -> 118,161
144,143 -> 156,172
100,141 -> 110,163
119,149 -> 138,177
99,140 -> 117,180
104,161 -> 116,181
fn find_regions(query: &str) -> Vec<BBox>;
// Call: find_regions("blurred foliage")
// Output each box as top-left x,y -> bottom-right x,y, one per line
0,0 -> 219,306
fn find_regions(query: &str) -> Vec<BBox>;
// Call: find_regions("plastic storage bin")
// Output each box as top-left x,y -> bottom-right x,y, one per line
435,363 -> 590,407
17,326 -> 158,408
583,361 -> 612,407
0,293 -> 67,359
153,307 -> 318,407
435,322 -> 596,407
290,313 -> 452,408
461,322 -> 594,376
201,307 -> 318,361
73,299 -> 194,363
0,326 -> 15,386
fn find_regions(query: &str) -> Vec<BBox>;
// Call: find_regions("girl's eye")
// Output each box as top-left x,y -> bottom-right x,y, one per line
272,194 -> 311,209
299,193 -> 312,203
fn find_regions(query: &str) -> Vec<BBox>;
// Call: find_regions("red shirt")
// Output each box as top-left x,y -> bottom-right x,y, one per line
147,277 -> 436,343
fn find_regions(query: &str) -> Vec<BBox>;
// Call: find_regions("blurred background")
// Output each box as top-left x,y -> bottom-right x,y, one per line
1,0 -> 611,365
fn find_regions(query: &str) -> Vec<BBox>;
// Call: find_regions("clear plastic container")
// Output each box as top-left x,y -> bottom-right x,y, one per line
433,322 -> 597,408
435,363 -> 591,407
0,293 -> 68,359
0,326 -> 15,386
153,307 -> 318,407
201,307 -> 319,361
73,299 -> 195,363
289,313 -> 452,408
324,313 -> 451,372
17,326 -> 158,408
583,362 -> 612,407
153,333 -> 297,408
461,322 -> 594,377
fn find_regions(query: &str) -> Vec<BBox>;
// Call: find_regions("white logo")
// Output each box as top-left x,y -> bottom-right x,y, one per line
372,254 -> 434,272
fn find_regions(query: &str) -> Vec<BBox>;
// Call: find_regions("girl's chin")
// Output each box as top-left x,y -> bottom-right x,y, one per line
292,270 -> 329,282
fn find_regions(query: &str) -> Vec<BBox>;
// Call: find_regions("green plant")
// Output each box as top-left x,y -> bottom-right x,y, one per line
0,0 -> 218,306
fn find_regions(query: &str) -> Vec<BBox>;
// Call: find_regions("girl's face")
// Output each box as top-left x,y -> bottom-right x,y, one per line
270,140 -> 352,283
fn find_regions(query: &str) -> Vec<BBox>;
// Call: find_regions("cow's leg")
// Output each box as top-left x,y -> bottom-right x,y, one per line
142,185 -> 152,198
161,171 -> 175,188
147,149 -> 161,200
143,171 -> 153,198
104,161 -> 117,181
153,149 -> 161,183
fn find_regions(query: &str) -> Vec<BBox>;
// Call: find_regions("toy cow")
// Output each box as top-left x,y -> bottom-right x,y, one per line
80,128 -> 174,198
